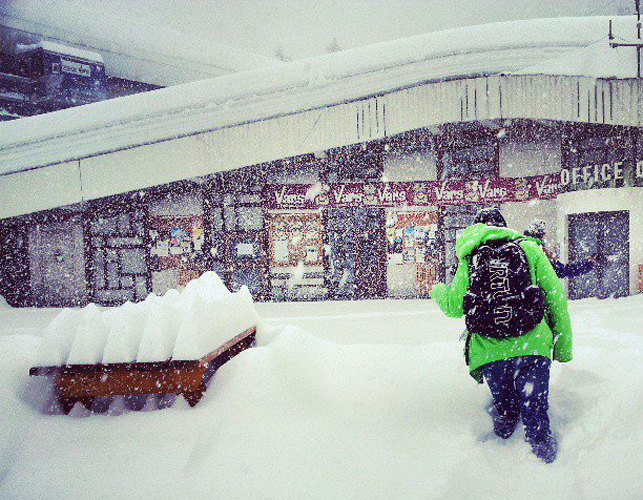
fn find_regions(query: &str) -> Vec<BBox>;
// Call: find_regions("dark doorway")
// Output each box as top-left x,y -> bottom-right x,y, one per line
440,205 -> 481,284
0,224 -> 30,306
568,211 -> 629,299
205,173 -> 268,301
326,207 -> 386,299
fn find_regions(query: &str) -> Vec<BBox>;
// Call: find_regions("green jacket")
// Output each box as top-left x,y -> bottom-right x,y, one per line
430,224 -> 573,382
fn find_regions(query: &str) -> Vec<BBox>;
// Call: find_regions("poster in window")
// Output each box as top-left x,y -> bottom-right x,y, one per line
236,242 -> 255,257
149,215 -> 206,271
305,246 -> 319,264
268,212 -> 323,267
386,211 -> 439,294
273,239 -> 289,263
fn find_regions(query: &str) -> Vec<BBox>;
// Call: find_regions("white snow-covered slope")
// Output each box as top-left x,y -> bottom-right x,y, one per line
0,296 -> 641,500
0,16 -> 632,176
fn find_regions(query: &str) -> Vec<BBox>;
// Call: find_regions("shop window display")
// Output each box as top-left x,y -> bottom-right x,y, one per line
267,212 -> 325,299
206,204 -> 225,262
386,211 -> 439,296
148,215 -> 207,293
268,212 -> 323,268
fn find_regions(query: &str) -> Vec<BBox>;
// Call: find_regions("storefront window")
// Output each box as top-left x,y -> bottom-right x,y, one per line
267,212 -> 323,268
442,143 -> 498,180
148,214 -> 207,294
386,211 -> 439,297
441,137 -> 497,180
267,211 -> 325,300
237,207 -> 264,231
120,248 -> 146,274
224,206 -> 236,231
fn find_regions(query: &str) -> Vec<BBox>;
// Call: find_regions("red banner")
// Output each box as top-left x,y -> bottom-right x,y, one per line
263,174 -> 559,209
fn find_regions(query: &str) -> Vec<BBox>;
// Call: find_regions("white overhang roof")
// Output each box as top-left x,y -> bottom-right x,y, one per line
0,15 -> 637,177
515,37 -> 638,79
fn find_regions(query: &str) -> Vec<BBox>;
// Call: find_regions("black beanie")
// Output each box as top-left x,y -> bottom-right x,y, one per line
473,207 -> 507,227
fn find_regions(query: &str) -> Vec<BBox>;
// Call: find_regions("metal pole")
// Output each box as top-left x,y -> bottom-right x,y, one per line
638,0 -> 641,78
609,2 -> 643,78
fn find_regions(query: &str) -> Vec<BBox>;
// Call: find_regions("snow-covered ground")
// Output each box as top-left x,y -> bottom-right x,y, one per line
0,296 -> 641,499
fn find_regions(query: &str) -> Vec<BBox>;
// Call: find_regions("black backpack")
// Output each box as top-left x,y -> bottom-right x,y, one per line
463,239 -> 545,339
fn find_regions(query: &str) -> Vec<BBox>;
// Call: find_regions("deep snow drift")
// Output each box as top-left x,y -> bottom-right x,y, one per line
0,295 -> 641,500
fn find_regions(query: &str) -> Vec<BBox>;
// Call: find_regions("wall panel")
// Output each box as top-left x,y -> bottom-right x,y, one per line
0,161 -> 82,218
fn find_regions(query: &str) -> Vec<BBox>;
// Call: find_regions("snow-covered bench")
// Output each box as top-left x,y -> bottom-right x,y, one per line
29,273 -> 258,414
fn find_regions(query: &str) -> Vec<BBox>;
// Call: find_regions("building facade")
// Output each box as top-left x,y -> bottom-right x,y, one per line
1,16 -> 641,307
1,116 -> 641,307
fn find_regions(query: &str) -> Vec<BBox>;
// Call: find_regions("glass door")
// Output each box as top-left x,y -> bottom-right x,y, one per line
325,207 -> 385,299
568,211 -> 629,299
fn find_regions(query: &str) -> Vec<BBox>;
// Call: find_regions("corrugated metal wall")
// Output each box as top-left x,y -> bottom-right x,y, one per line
500,76 -> 640,125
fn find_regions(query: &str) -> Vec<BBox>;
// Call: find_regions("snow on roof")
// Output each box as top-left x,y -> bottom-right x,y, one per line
0,16 -> 635,176
0,0 -> 278,85
515,38 -> 637,79
16,41 -> 104,63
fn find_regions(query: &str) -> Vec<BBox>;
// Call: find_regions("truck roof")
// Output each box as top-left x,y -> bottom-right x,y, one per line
15,41 -> 104,64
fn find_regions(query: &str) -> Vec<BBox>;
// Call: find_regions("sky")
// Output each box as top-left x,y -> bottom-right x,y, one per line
5,0 -> 637,59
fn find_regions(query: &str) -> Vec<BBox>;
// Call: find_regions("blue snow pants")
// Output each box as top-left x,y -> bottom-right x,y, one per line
481,355 -> 551,444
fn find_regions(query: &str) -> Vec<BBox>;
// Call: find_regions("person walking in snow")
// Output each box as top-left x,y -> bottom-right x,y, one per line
524,220 -> 596,280
430,208 -> 572,463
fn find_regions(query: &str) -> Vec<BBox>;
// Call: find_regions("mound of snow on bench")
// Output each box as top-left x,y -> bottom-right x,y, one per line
34,272 -> 259,365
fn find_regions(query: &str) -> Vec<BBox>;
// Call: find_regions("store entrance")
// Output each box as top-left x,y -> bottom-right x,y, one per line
440,205 -> 480,284
28,217 -> 87,307
326,208 -> 386,299
568,211 -> 629,299
386,210 -> 440,298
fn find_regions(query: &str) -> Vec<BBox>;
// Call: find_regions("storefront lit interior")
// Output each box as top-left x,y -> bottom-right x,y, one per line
1,119 -> 641,307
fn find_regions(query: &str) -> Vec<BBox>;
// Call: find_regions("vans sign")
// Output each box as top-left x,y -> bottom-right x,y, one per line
263,173 -> 561,209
